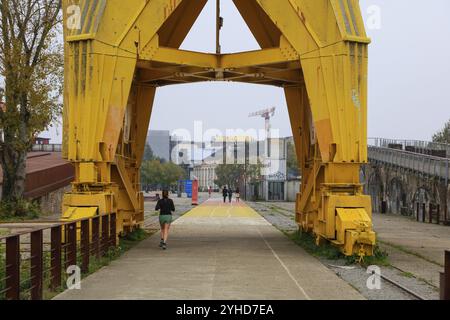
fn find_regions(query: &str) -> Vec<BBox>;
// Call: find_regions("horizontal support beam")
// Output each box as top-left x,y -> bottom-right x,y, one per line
151,47 -> 217,69
139,46 -> 299,72
221,47 -> 299,69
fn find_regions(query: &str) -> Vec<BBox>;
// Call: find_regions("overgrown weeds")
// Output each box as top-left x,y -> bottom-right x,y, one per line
0,199 -> 41,221
285,230 -> 390,267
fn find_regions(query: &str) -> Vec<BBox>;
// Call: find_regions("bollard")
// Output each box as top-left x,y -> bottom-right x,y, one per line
437,204 -> 440,225
429,204 -> 433,224
422,203 -> 426,223
416,202 -> 419,222
442,250 -> 450,300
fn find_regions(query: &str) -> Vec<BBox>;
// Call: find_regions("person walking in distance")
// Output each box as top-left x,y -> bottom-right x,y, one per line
222,186 -> 228,203
155,190 -> 175,250
228,187 -> 233,203
235,187 -> 240,203
208,186 -> 212,198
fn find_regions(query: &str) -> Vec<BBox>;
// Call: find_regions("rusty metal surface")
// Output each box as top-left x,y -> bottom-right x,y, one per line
5,236 -> 20,300
50,226 -> 62,290
30,230 -> 43,300
444,251 -> 450,300
0,152 -> 75,200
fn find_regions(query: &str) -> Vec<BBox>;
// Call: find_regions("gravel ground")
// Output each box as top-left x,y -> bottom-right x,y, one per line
246,201 -> 440,300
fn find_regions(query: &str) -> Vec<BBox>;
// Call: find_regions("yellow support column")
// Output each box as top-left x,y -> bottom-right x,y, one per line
258,0 -> 375,256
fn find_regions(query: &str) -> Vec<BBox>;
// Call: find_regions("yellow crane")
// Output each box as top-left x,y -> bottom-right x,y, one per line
61,0 -> 375,257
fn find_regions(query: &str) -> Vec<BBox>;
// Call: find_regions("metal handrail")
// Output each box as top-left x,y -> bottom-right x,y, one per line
0,213 -> 117,300
31,144 -> 62,152
368,146 -> 449,183
368,137 -> 450,158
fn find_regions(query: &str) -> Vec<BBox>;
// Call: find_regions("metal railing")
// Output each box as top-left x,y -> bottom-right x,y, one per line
31,144 -> 62,152
368,138 -> 450,158
0,213 -> 117,300
368,146 -> 449,183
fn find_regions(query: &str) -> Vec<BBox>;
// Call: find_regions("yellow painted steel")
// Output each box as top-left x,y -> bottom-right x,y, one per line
62,207 -> 98,221
62,0 -> 375,256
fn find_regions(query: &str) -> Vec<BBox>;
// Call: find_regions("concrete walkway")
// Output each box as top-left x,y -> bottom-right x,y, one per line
55,199 -> 363,300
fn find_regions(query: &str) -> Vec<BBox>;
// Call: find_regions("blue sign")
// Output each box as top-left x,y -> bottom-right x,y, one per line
185,180 -> 193,198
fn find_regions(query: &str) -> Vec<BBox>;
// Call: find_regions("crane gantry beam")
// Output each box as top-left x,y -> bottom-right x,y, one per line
62,0 -> 375,257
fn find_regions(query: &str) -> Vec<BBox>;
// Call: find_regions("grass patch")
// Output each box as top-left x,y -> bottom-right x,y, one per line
285,230 -> 343,260
401,271 -> 415,278
345,245 -> 390,267
285,230 -> 390,267
0,199 -> 41,221
378,240 -> 443,267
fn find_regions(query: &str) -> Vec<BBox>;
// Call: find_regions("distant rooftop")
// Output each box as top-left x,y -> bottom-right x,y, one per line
0,152 -> 74,199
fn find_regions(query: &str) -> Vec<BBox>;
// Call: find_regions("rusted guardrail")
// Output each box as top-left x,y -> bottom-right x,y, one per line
0,213 -> 117,300
31,144 -> 62,152
368,138 -> 450,158
441,250 -> 450,300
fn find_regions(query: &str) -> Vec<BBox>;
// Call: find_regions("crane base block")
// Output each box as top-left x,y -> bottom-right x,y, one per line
336,208 -> 376,256
61,192 -> 124,234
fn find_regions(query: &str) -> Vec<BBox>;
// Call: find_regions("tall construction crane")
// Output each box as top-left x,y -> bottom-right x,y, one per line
249,107 -> 276,134
249,107 -> 276,159
61,0 -> 375,259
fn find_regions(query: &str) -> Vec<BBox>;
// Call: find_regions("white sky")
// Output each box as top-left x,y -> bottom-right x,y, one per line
44,0 -> 450,143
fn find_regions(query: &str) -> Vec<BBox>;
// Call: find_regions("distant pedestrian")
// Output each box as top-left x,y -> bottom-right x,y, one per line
155,190 -> 175,250
208,186 -> 212,198
235,187 -> 240,203
228,187 -> 233,203
222,186 -> 228,203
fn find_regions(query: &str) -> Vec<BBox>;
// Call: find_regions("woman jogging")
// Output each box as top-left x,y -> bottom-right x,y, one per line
155,190 -> 175,250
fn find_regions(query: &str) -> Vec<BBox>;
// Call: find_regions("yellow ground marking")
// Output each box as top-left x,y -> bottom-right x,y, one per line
184,201 -> 260,219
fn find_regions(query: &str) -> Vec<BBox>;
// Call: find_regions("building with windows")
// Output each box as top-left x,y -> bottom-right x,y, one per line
145,130 -> 297,201
146,130 -> 171,162
191,136 -> 292,201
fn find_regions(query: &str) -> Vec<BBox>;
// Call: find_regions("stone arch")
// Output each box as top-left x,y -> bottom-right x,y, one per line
367,167 -> 383,213
387,177 -> 407,215
412,186 -> 434,221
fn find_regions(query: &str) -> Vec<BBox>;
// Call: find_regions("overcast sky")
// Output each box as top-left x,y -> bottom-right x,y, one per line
45,0 -> 450,143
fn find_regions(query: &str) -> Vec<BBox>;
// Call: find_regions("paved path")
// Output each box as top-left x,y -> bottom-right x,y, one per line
372,213 -> 450,287
54,199 -> 363,300
372,213 -> 450,266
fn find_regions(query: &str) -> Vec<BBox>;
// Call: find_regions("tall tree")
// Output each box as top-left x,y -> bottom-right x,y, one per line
143,143 -> 155,161
432,119 -> 450,144
214,163 -> 262,189
286,140 -> 300,178
0,0 -> 62,208
140,159 -> 186,190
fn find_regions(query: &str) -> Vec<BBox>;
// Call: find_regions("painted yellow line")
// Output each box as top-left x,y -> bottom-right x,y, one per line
183,201 -> 260,218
